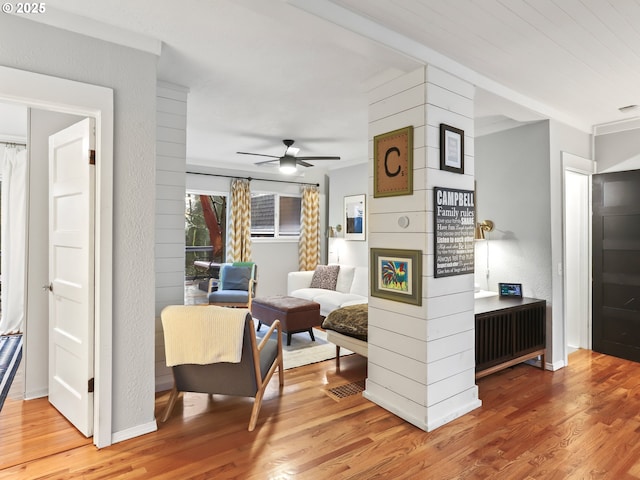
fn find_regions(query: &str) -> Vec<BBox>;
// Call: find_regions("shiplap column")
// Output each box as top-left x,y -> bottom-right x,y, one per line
155,81 -> 189,391
364,66 -> 481,431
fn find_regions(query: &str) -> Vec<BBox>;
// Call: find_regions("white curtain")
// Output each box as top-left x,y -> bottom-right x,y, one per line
0,144 -> 27,334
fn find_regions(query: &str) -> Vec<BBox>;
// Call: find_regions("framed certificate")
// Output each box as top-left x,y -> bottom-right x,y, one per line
440,124 -> 464,174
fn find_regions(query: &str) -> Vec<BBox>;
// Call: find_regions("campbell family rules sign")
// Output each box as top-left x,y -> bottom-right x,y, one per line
434,187 -> 475,278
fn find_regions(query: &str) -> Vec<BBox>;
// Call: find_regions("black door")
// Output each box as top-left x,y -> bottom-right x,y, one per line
593,169 -> 640,362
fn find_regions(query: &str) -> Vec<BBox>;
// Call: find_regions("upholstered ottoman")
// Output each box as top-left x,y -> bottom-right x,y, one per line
251,295 -> 321,346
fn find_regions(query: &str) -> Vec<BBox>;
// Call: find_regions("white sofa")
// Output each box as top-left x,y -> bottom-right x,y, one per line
287,265 -> 368,318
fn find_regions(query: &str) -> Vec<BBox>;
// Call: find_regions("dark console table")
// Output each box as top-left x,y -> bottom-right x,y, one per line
475,296 -> 546,379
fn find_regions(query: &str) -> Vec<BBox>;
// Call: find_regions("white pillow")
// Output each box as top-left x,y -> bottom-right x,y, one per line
335,265 -> 355,293
350,267 -> 368,297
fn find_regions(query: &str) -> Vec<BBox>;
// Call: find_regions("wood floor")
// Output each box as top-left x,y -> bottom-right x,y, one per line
1,349 -> 640,479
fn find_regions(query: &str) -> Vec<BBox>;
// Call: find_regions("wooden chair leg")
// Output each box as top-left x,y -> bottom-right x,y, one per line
277,323 -> 284,387
336,345 -> 341,369
161,385 -> 180,422
248,389 -> 265,432
277,352 -> 284,387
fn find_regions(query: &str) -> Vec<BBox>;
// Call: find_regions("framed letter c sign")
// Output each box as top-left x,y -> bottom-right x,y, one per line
373,126 -> 413,198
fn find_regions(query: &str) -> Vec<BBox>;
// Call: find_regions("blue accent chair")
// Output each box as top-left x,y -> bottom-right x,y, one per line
207,262 -> 257,308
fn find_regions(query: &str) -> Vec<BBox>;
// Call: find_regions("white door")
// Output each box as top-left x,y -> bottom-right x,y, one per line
565,170 -> 590,351
48,118 -> 95,437
562,152 -> 595,364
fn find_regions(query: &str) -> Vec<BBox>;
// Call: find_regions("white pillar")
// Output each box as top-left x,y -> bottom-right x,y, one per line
364,66 -> 480,431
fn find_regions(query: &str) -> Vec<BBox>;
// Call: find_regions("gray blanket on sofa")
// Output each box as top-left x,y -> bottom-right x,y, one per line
321,304 -> 368,341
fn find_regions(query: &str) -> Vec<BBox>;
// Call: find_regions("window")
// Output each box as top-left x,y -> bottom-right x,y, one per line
250,192 -> 301,238
185,192 -> 227,279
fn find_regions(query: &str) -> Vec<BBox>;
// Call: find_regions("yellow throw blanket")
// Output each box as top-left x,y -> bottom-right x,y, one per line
162,305 -> 248,366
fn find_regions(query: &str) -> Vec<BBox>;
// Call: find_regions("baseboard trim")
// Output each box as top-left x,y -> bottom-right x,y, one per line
111,420 -> 157,445
427,398 -> 482,432
24,388 -> 48,400
362,389 -> 428,431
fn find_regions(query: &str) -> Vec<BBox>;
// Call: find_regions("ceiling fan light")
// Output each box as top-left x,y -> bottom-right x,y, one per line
279,156 -> 297,174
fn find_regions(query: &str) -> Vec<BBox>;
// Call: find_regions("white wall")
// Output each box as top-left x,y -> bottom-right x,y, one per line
328,163 -> 368,267
475,121 -> 551,299
0,14 -> 158,441
549,120 -> 592,368
365,66 -> 480,432
25,109 -> 84,399
0,103 -> 27,141
594,124 -> 640,173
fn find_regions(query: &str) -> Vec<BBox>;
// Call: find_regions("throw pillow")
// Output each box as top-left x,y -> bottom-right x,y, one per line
220,265 -> 250,291
309,265 -> 340,290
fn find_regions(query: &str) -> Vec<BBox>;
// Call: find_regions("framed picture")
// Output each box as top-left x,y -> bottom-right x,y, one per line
434,187 -> 475,277
440,124 -> 464,174
344,194 -> 366,241
370,248 -> 422,305
373,126 -> 413,198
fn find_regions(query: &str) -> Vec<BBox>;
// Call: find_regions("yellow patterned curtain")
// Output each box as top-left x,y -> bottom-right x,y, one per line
226,178 -> 252,262
298,185 -> 320,270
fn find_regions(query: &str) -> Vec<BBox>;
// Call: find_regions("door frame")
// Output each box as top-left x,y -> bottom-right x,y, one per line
561,152 -> 595,366
0,65 -> 113,448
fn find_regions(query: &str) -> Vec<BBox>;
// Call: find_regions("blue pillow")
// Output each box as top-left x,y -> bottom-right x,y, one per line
220,265 -> 250,291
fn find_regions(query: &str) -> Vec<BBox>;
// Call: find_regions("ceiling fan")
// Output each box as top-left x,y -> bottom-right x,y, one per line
237,139 -> 340,174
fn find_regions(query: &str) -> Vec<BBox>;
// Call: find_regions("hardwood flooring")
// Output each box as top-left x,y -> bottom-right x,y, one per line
1,350 -> 640,479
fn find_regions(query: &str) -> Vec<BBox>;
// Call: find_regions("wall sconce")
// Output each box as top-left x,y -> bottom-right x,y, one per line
327,224 -> 343,238
475,220 -> 494,241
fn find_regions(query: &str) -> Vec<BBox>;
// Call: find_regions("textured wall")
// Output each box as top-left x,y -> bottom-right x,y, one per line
0,15 -> 158,438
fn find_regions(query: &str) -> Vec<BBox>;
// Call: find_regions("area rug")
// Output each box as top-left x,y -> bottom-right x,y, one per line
0,333 -> 22,412
254,321 -> 353,370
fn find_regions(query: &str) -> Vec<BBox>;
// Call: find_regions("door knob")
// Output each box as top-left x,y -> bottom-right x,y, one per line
42,283 -> 52,292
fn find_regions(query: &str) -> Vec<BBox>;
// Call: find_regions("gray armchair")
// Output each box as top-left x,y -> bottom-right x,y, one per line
160,305 -> 283,431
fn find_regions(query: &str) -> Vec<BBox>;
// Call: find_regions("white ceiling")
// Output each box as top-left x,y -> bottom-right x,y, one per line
12,0 -> 640,174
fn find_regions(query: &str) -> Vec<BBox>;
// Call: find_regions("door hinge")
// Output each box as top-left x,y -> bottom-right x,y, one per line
89,149 -> 96,165
88,378 -> 95,393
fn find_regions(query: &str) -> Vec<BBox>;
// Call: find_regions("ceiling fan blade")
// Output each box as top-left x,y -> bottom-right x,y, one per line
296,156 -> 341,161
285,146 -> 300,157
237,151 -> 280,159
255,158 -> 279,165
297,160 -> 314,168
